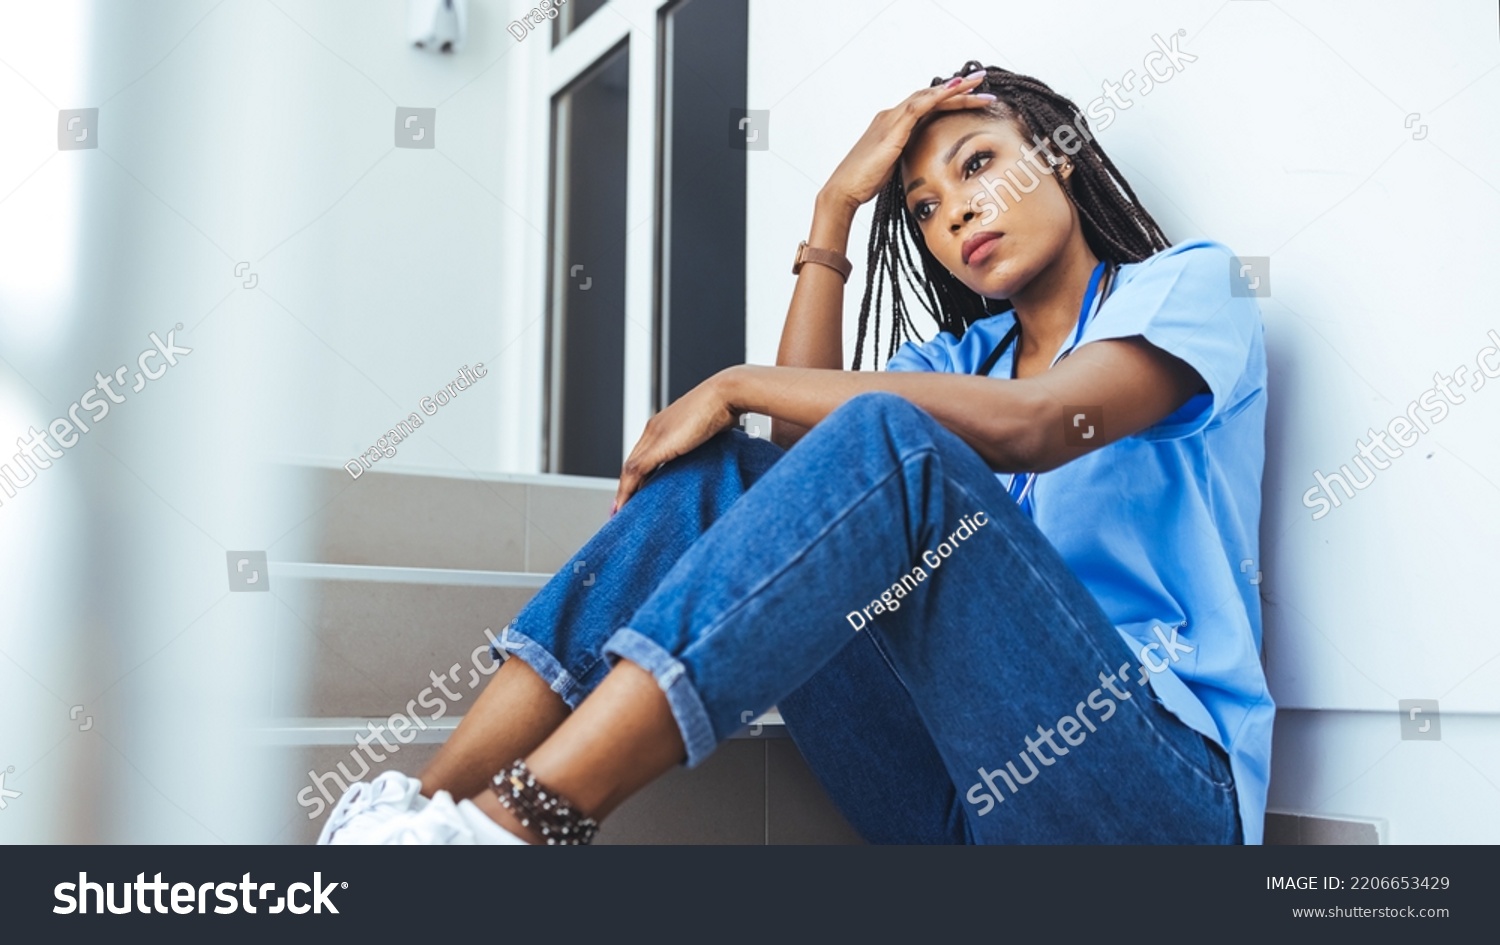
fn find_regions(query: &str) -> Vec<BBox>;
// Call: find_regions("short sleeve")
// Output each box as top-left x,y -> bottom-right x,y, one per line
882,311 -> 1020,375
885,333 -> 957,374
1080,241 -> 1262,440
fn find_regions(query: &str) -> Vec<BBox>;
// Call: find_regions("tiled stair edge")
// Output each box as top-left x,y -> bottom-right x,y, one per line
257,711 -> 788,745
264,561 -> 785,740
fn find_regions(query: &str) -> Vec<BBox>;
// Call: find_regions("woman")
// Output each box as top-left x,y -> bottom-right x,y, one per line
318,60 -> 1273,845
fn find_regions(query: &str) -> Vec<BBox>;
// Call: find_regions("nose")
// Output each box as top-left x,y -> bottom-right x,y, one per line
948,200 -> 976,234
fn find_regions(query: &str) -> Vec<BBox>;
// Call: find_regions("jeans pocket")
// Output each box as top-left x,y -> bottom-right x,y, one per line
1139,680 -> 1235,793
1201,734 -> 1236,791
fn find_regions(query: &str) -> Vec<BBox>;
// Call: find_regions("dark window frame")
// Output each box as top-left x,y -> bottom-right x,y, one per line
542,38 -> 632,476
652,0 -> 749,411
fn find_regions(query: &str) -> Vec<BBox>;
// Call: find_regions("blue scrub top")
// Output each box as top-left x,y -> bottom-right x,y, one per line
887,239 -> 1274,844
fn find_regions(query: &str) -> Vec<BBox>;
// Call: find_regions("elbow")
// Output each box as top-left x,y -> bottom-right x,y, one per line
998,428 -> 1054,473
1011,398 -> 1104,473
770,423 -> 803,451
976,389 -> 1057,473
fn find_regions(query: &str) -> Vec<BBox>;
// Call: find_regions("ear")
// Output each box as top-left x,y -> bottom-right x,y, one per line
1036,137 -> 1074,180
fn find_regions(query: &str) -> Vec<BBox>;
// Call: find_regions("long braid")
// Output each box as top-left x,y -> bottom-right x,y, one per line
852,60 -> 1171,370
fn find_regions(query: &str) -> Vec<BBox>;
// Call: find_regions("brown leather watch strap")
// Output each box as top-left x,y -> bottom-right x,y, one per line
791,240 -> 852,283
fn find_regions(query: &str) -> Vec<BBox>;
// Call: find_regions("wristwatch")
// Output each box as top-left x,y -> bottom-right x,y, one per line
791,240 -> 852,283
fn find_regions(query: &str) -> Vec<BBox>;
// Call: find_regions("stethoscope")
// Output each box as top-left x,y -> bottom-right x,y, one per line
971,259 -> 1118,518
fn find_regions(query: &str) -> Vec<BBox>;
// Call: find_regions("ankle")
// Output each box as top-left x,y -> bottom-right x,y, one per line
471,790 -> 544,844
415,767 -> 483,802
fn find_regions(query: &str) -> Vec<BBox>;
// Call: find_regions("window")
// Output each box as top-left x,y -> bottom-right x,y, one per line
538,0 -> 751,475
552,0 -> 609,46
655,0 -> 748,407
545,43 -> 630,477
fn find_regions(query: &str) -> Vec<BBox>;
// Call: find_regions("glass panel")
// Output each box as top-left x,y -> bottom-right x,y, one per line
552,0 -> 610,47
547,43 -> 630,476
657,0 -> 748,407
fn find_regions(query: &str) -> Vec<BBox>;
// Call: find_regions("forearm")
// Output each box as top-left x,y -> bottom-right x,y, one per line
775,191 -> 858,370
725,337 -> 1204,471
772,193 -> 861,447
722,364 -> 1046,472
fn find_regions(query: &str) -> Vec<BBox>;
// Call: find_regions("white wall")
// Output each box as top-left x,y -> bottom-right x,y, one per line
746,0 -> 1500,842
228,0 -> 548,477
1,0 -> 553,481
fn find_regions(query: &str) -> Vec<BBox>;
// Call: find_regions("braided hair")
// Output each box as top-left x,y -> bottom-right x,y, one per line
852,60 -> 1171,369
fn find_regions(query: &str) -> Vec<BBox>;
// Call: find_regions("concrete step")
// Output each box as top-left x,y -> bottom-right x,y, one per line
270,464 -> 614,573
270,562 -> 541,718
266,561 -> 785,729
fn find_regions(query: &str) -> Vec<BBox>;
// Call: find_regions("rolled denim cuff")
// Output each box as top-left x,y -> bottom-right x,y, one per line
601,627 -> 717,768
493,621 -> 587,709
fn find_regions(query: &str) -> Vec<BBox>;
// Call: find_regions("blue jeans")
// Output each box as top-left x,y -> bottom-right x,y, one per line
497,393 -> 1241,844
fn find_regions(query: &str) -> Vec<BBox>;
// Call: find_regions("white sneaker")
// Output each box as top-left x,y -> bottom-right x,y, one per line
382,790 -> 530,845
317,770 -> 428,845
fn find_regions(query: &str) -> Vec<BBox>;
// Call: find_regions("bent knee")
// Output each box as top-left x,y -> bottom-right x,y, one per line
823,391 -> 932,433
657,427 -> 781,483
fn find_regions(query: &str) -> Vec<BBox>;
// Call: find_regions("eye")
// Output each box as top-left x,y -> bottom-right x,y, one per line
911,200 -> 935,223
961,150 -> 993,180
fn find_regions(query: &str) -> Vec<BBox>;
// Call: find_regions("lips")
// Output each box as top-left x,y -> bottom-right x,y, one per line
961,231 -> 1002,266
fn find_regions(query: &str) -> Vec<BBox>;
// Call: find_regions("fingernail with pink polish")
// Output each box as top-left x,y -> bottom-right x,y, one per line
965,69 -> 987,80
944,76 -> 964,88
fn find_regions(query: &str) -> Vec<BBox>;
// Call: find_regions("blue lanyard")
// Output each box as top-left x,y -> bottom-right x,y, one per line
1005,260 -> 1111,517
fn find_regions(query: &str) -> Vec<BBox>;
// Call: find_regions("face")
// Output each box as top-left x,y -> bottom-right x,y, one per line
900,110 -> 1080,301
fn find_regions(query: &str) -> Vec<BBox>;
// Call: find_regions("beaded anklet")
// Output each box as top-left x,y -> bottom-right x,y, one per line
490,759 -> 599,845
